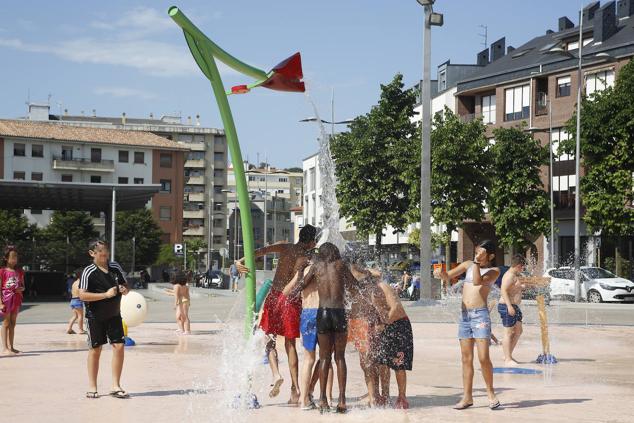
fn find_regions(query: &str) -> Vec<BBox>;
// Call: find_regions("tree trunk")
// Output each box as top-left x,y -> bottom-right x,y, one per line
444,230 -> 452,297
376,231 -> 382,265
615,238 -> 623,277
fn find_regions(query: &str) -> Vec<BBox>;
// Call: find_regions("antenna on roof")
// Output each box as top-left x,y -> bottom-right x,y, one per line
478,25 -> 488,49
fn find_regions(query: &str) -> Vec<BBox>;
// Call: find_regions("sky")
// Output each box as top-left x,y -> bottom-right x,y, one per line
0,0 -> 584,168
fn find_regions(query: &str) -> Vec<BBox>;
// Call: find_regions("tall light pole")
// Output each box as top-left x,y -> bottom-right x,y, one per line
207,188 -> 214,272
573,11 -> 583,302
416,0 -> 443,299
263,161 -> 268,270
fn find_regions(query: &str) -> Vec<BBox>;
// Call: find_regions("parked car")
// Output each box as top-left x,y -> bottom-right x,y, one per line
207,270 -> 229,289
545,266 -> 634,303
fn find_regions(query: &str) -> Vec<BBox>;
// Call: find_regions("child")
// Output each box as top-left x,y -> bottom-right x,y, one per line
1,245 -> 25,355
170,271 -> 191,335
498,254 -> 527,366
435,240 -> 500,410
67,278 -> 87,334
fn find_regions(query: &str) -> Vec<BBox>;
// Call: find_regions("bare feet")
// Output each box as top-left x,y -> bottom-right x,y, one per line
10,348 -> 20,354
453,398 -> 474,410
1,349 -> 16,356
268,377 -> 284,398
394,397 -> 409,409
287,389 -> 301,405
504,359 -> 519,367
488,395 -> 500,410
67,329 -> 76,334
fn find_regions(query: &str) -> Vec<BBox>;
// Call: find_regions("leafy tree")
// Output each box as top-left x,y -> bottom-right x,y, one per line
0,210 -> 40,269
155,244 -> 182,267
331,73 -> 419,259
428,107 -> 489,265
40,211 -> 99,272
115,209 -> 163,272
284,167 -> 303,173
562,59 -> 634,275
489,126 -> 550,253
185,238 -> 207,271
408,227 -> 449,251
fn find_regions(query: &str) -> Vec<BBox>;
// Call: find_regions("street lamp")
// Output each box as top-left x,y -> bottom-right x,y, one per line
415,0 -> 443,300
222,188 -> 238,261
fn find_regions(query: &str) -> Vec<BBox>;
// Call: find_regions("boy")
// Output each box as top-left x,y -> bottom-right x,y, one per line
498,254 -> 526,366
435,240 -> 500,410
79,240 -> 129,399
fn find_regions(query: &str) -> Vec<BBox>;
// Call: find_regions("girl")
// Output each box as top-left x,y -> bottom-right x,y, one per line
67,278 -> 87,335
1,245 -> 25,355
166,271 -> 190,334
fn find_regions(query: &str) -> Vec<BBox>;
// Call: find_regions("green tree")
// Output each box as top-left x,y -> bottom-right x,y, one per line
284,167 -> 303,173
562,59 -> 634,276
40,211 -> 99,272
429,107 -> 489,264
114,209 -> 163,272
185,238 -> 207,271
0,210 -> 40,269
331,73 -> 419,259
489,126 -> 550,253
155,244 -> 182,267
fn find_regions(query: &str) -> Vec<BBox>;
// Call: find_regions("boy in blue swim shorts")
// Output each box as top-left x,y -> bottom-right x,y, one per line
498,254 -> 526,366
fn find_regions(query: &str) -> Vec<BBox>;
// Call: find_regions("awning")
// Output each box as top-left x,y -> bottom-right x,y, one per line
0,180 -> 160,212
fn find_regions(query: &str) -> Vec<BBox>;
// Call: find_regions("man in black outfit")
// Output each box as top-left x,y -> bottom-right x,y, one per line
79,240 -> 130,399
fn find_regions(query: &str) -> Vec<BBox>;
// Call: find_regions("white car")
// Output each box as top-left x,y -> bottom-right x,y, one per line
545,267 -> 634,303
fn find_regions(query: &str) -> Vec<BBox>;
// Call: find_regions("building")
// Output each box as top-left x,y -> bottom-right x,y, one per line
302,152 -> 356,241
30,107 -> 228,268
226,162 -> 302,263
454,0 -> 634,268
0,116 -> 188,244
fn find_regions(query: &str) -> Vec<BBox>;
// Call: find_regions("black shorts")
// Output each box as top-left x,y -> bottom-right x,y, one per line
317,308 -> 347,334
376,317 -> 413,371
86,315 -> 125,349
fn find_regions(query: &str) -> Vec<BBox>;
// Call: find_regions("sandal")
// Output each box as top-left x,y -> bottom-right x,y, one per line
301,401 -> 317,411
86,391 -> 99,399
489,400 -> 501,410
67,329 -> 76,334
109,390 -> 130,399
268,378 -> 284,398
453,401 -> 473,410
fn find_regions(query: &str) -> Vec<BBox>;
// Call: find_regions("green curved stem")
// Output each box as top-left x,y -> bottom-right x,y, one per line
169,6 -> 268,81
169,6 -> 258,337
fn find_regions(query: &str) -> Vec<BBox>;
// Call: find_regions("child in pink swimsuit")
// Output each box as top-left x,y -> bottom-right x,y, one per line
1,245 -> 25,355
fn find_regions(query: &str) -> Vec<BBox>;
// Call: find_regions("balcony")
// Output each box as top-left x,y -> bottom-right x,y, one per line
185,159 -> 205,168
183,210 -> 205,219
187,192 -> 205,202
52,156 -> 115,173
189,143 -> 206,152
186,175 -> 205,185
183,226 -> 205,236
214,160 -> 226,168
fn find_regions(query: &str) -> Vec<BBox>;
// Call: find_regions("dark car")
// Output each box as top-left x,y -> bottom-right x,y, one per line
206,270 -> 229,289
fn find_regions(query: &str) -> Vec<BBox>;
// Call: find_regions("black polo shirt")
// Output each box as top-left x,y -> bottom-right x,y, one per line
79,261 -> 127,320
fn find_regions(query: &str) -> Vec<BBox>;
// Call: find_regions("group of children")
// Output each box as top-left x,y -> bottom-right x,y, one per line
236,224 -> 414,413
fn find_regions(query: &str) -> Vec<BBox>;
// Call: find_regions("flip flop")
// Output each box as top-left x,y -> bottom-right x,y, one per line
301,401 -> 317,411
453,402 -> 474,410
86,391 -> 99,399
268,378 -> 284,398
334,405 -> 347,414
109,390 -> 130,399
489,400 -> 501,410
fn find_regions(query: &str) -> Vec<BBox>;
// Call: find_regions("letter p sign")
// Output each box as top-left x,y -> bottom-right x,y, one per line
174,243 -> 184,256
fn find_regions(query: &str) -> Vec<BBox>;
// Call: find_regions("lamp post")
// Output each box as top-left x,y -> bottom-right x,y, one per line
222,189 -> 238,261
416,0 -> 443,299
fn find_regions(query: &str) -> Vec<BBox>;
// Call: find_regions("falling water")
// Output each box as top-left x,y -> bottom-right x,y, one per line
304,92 -> 347,251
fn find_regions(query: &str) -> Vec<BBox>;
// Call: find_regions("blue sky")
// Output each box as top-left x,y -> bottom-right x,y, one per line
0,0 -> 582,167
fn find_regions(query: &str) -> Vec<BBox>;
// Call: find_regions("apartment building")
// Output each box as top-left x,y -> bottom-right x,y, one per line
454,0 -> 634,267
0,115 -> 188,244
40,109 -> 228,267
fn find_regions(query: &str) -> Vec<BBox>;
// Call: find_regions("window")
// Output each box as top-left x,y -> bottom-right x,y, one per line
91,148 -> 102,163
134,178 -> 144,185
14,144 -> 25,157
90,175 -> 101,183
187,152 -> 204,161
160,179 -> 172,193
30,209 -> 42,215
118,151 -> 129,163
277,189 -> 285,194
504,84 -> 530,121
309,168 -> 316,191
118,177 -> 129,184
134,152 -> 145,164
586,70 -> 615,97
159,206 -> 172,221
438,70 -> 447,91
481,94 -> 496,124
556,76 -> 571,97
61,174 -> 73,182
278,177 -> 288,183
214,152 -> 224,161
32,144 -> 44,158
552,174 -> 577,209
214,186 -> 223,194
214,202 -> 223,211
13,171 -> 25,180
214,170 -> 223,177
31,172 -> 43,181
62,146 -> 73,160
551,128 -> 573,161
160,153 -> 172,168
566,37 -> 593,51
248,176 -> 256,181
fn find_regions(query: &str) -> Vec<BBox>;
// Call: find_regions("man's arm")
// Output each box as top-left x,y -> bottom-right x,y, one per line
79,287 -> 118,302
235,244 -> 291,274
282,265 -> 312,297
379,283 -> 404,323
472,264 -> 500,287
435,261 -> 471,282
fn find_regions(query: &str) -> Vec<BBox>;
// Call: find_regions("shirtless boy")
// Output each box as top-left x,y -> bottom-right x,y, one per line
498,254 -> 526,366
236,224 -> 317,404
299,242 -> 354,413
435,240 -> 500,410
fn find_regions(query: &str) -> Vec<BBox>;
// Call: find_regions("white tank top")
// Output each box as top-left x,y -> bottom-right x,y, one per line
464,264 -> 494,284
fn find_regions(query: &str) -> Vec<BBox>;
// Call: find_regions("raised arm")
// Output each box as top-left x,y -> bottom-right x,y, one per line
434,261 -> 472,283
472,263 -> 500,286
282,265 -> 312,297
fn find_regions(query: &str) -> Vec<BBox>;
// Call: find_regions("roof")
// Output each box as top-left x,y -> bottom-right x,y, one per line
0,119 -> 189,151
0,180 -> 160,211
456,18 -> 634,94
